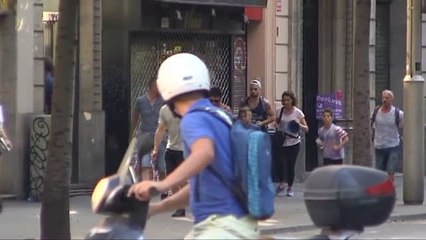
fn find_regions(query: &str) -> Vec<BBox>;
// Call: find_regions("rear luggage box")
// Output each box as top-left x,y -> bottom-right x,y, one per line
304,165 -> 395,230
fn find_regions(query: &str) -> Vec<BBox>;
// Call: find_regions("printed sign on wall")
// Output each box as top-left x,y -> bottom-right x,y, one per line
316,90 -> 344,119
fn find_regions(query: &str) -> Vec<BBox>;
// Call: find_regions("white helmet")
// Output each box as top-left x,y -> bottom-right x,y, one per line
157,53 -> 210,101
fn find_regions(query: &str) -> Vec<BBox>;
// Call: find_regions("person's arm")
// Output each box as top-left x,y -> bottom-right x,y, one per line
222,104 -> 233,115
341,135 -> 349,146
334,127 -> 349,150
128,137 -> 215,201
148,184 -> 190,217
260,99 -> 276,126
399,110 -> 404,129
299,117 -> 309,133
151,122 -> 167,161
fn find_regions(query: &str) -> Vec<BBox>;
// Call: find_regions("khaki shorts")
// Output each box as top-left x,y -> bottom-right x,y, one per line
184,215 -> 259,240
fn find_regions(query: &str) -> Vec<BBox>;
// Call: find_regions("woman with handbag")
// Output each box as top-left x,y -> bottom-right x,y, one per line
274,91 -> 308,197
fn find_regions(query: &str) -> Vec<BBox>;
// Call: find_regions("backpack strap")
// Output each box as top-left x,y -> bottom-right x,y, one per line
187,106 -> 248,210
190,106 -> 234,127
371,106 -> 381,128
394,107 -> 400,127
371,105 -> 401,127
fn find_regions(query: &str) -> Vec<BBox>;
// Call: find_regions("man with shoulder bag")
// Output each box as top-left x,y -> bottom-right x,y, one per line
371,90 -> 403,185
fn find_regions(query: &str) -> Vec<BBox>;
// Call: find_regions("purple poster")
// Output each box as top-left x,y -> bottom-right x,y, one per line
316,91 -> 344,119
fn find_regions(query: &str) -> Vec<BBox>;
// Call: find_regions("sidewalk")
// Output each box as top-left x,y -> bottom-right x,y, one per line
0,175 -> 425,239
260,174 -> 426,236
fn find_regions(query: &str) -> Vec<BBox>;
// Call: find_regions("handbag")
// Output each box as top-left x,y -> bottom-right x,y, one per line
271,129 -> 286,147
270,107 -> 286,146
0,137 -> 12,153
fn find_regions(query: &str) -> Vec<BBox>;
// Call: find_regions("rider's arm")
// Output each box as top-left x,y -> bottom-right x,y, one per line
155,137 -> 214,193
149,184 -> 189,216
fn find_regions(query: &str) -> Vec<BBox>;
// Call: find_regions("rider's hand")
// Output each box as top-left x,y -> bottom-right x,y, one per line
127,181 -> 158,201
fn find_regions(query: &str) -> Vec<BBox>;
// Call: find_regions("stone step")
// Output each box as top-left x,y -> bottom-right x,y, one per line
70,183 -> 94,197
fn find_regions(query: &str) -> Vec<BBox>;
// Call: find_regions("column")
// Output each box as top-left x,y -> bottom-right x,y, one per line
78,0 -> 105,184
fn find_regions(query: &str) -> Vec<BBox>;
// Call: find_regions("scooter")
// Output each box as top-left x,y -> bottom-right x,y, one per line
85,134 -> 154,240
85,135 -> 395,240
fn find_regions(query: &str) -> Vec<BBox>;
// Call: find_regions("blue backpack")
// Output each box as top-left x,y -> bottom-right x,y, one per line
191,106 -> 275,220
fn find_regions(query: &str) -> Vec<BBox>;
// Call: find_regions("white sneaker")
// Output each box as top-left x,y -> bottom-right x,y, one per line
277,191 -> 286,197
286,190 -> 294,197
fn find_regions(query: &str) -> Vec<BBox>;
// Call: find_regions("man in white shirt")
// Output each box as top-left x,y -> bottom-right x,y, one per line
152,105 -> 186,217
371,90 -> 403,184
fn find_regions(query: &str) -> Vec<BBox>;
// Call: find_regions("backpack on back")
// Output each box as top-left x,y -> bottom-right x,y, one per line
370,106 -> 401,142
191,106 -> 275,220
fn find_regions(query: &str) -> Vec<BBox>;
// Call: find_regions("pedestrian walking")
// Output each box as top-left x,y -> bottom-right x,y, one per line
128,53 -> 259,239
237,106 -> 259,130
371,89 -> 403,184
209,87 -> 232,114
317,109 -> 349,165
274,90 -> 308,197
44,58 -> 54,114
151,104 -> 186,217
131,77 -> 166,183
240,79 -> 275,131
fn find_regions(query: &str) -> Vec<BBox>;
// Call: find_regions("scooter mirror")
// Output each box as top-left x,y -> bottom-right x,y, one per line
117,135 -> 154,185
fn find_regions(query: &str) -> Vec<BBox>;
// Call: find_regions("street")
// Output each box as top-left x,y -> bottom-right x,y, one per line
274,219 -> 426,239
1,175 -> 426,239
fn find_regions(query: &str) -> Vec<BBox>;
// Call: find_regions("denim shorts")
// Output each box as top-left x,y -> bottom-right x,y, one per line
375,146 -> 400,173
140,148 -> 166,174
137,133 -> 166,174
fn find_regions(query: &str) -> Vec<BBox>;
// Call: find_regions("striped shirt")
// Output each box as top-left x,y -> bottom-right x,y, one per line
318,123 -> 348,160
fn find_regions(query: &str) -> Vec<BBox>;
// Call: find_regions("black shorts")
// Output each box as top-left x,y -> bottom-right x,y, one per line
323,158 -> 343,166
165,149 -> 184,175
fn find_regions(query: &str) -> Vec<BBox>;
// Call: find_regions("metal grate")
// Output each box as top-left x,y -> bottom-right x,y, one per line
130,31 -> 231,108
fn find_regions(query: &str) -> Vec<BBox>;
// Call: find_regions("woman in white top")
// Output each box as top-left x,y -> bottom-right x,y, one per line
274,91 -> 308,197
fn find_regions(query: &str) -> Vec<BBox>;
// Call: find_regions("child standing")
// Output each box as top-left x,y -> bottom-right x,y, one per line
237,106 -> 260,130
317,109 -> 349,165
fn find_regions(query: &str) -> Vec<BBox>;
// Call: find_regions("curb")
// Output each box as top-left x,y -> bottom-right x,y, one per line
259,212 -> 426,236
260,224 -> 316,236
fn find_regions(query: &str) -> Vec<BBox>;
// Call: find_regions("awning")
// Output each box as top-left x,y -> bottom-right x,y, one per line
152,0 -> 268,7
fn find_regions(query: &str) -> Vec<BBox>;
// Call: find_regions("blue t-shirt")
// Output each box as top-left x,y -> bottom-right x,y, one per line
181,98 -> 246,223
133,95 -> 164,134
